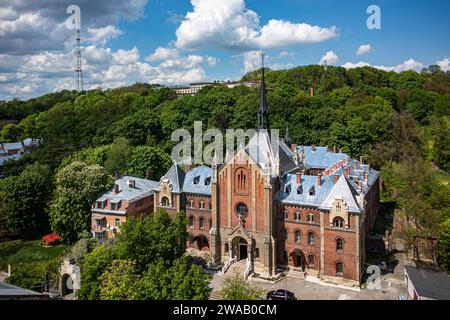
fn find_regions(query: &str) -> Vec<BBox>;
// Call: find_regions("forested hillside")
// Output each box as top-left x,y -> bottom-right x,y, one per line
0,65 -> 449,271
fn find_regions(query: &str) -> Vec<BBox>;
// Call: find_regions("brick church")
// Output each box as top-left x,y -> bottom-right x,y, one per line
151,62 -> 381,285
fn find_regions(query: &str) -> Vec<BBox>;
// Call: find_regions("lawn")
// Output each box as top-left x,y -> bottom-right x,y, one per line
0,240 -> 71,291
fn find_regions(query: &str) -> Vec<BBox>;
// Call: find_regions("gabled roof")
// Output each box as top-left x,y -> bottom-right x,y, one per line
97,176 -> 159,203
275,174 -> 334,207
158,164 -> 185,193
245,130 -> 296,177
320,175 -> 362,213
182,165 -> 212,195
405,266 -> 450,300
300,146 -> 348,169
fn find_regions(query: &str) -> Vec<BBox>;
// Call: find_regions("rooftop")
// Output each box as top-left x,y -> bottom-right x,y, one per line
97,176 -> 159,203
405,266 -> 450,300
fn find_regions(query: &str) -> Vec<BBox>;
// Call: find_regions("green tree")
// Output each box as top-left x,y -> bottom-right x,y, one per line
104,137 -> 131,175
99,259 -> 142,300
220,275 -> 264,300
126,146 -> 171,180
114,210 -> 188,272
438,219 -> 450,272
78,244 -> 114,300
50,161 -> 113,243
0,163 -> 52,239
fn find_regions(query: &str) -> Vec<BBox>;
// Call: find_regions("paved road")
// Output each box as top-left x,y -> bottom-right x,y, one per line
210,272 -> 407,300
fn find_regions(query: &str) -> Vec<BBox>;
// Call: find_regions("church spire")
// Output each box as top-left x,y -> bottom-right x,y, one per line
258,52 -> 269,130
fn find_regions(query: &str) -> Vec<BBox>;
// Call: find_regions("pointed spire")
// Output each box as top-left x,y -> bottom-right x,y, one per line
285,127 -> 291,146
258,52 -> 269,130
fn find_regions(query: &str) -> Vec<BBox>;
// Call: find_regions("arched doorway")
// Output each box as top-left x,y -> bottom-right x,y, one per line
192,234 -> 209,251
290,249 -> 306,271
61,274 -> 73,296
231,237 -> 249,261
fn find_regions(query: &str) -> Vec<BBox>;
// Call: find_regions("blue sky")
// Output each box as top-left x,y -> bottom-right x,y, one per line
0,0 -> 449,99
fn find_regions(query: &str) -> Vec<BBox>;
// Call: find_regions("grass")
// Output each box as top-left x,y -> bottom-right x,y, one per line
0,240 -> 71,291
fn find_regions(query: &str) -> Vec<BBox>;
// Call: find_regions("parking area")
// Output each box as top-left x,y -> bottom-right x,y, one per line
210,272 -> 407,300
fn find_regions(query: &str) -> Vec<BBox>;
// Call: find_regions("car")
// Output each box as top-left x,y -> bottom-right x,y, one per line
265,289 -> 297,300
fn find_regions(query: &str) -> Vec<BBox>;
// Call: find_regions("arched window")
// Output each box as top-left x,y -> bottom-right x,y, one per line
307,213 -> 315,223
294,212 -> 301,221
237,169 -> 247,190
200,201 -> 205,209
282,229 -> 288,241
308,232 -> 315,245
199,217 -> 205,229
161,197 -> 170,207
308,254 -> 315,268
336,238 -> 344,252
336,261 -> 344,276
294,230 -> 302,243
189,199 -> 195,208
284,211 -> 289,220
235,203 -> 248,219
333,217 -> 345,228
188,216 -> 194,228
224,243 -> 229,253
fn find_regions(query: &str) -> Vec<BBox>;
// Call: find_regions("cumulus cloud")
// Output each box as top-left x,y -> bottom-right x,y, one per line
87,25 -> 123,45
342,58 -> 424,73
319,51 -> 339,65
0,45 -> 217,100
356,44 -> 371,56
0,0 -> 148,54
341,61 -> 371,69
436,58 -> 450,72
175,0 -> 337,51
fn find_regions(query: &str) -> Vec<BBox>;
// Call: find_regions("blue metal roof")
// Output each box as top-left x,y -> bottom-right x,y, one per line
158,164 -> 185,193
97,176 -> 159,203
300,146 -> 348,169
182,165 -> 213,195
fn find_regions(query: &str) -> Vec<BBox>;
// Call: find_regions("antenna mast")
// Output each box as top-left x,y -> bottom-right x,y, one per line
75,28 -> 84,91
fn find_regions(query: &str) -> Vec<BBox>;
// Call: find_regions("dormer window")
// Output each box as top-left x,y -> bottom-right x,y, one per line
285,184 -> 291,194
96,201 -> 106,209
111,201 -> 121,211
204,177 -> 211,185
309,186 -> 315,196
193,176 -> 200,185
297,185 -> 302,194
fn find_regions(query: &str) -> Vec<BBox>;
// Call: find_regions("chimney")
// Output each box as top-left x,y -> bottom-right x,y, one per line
333,146 -> 336,153
127,180 -> 136,188
310,86 -> 314,97
353,160 -> 357,170
296,172 -> 302,185
333,174 -> 339,184
290,144 -> 297,153
317,173 -> 322,186
344,166 -> 350,177
365,173 -> 369,184
360,156 -> 363,164
311,144 -> 315,152
114,184 -> 120,194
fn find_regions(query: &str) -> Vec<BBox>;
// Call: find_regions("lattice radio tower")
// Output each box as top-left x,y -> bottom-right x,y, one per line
75,28 -> 84,91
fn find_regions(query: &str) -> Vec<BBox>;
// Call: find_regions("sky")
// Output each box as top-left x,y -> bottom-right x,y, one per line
0,0 -> 449,100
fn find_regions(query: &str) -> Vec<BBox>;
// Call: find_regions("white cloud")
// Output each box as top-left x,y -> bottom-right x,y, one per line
376,58 -> 424,72
146,47 -> 180,62
87,25 -> 123,45
112,47 -> 140,65
242,50 -> 263,73
276,51 -> 294,59
319,51 -> 339,65
342,58 -> 424,73
175,0 -> 337,51
436,58 -> 450,72
356,44 -> 371,56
